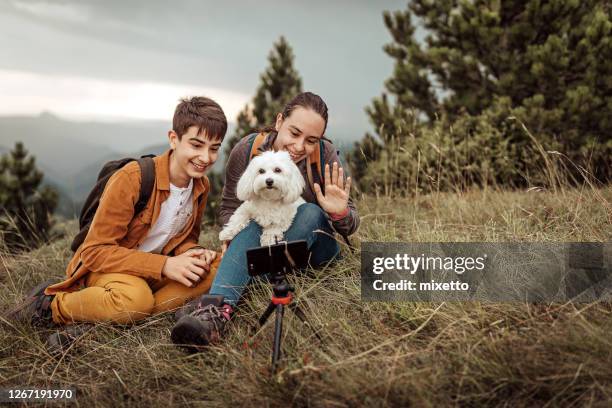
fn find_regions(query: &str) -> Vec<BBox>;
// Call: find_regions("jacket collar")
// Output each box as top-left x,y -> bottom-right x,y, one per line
258,131 -> 278,153
155,149 -> 206,196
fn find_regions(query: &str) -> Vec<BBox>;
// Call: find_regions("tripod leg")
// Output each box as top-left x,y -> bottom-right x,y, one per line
271,304 -> 284,374
259,301 -> 276,327
289,303 -> 324,343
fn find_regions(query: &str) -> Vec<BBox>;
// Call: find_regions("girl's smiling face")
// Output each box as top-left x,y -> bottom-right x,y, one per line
272,106 -> 326,163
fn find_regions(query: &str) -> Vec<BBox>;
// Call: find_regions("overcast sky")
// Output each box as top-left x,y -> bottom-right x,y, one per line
0,0 -> 408,141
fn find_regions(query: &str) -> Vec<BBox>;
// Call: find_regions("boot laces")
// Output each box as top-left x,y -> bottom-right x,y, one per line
190,303 -> 232,322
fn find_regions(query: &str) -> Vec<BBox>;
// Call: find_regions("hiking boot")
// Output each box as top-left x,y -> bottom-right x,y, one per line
171,294 -> 233,351
46,324 -> 94,357
4,278 -> 58,327
173,297 -> 200,322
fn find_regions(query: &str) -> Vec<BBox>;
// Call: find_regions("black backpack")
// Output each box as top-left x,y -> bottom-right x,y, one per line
70,155 -> 156,252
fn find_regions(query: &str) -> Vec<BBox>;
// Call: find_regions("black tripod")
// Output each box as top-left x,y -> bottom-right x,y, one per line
258,270 -> 323,374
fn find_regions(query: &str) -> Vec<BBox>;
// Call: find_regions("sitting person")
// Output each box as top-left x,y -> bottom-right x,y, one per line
6,96 -> 227,352
171,91 -> 360,348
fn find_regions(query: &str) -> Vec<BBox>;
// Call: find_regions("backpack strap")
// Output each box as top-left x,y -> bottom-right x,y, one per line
247,132 -> 267,161
135,156 -> 155,215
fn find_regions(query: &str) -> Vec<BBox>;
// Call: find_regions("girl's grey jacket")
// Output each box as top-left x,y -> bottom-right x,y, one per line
219,132 -> 360,239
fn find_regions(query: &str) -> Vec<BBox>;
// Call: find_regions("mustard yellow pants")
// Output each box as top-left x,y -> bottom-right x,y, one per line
50,257 -> 220,325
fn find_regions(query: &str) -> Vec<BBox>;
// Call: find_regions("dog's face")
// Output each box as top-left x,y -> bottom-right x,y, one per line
237,150 -> 305,203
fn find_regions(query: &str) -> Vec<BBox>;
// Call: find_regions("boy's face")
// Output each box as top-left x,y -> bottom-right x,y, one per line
168,126 -> 221,182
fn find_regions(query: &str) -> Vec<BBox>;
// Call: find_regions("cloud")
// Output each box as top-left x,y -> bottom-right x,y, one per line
11,0 -> 91,23
0,0 -> 409,139
0,68 -> 249,122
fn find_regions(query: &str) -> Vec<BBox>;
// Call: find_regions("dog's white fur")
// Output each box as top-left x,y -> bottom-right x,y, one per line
219,150 -> 305,246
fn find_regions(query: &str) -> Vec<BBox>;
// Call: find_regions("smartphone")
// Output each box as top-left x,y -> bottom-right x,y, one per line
246,240 -> 309,277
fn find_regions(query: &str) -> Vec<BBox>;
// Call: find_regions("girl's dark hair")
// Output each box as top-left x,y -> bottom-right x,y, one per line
260,91 -> 329,135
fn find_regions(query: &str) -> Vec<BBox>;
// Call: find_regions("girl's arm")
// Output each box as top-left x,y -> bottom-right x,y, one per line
321,143 -> 360,237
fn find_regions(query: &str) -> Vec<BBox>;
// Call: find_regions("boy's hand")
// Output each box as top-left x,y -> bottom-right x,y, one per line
162,252 -> 210,288
183,247 -> 206,258
200,248 -> 217,266
184,247 -> 217,267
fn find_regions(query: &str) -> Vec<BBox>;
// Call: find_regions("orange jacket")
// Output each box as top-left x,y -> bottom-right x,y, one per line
45,149 -> 209,295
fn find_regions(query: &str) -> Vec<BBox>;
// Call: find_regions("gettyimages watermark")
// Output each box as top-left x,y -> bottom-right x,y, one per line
361,242 -> 611,302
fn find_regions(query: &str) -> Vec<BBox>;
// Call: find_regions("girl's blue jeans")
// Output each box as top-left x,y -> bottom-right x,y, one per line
209,203 -> 340,306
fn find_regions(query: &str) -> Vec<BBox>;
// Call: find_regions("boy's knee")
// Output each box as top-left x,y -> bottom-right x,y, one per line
107,281 -> 155,324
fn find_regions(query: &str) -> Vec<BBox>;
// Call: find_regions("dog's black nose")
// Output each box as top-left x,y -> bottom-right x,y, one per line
265,178 -> 274,186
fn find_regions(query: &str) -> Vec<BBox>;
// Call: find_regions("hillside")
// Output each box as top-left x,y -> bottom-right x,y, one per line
1,186 -> 610,406
0,113 -> 120,176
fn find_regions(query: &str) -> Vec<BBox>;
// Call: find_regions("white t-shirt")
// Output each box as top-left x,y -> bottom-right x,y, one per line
138,178 -> 194,254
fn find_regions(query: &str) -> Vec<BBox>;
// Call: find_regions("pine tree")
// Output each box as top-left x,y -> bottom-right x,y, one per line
0,142 -> 58,251
223,36 -> 303,159
208,37 -> 303,225
352,0 -> 611,191
251,36 -> 303,126
227,106 -> 255,156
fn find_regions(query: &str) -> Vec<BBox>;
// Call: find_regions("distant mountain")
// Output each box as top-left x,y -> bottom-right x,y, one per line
0,113 -> 119,177
0,113 -> 175,218
42,178 -> 80,218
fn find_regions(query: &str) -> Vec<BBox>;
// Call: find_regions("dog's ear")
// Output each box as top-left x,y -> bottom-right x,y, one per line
237,161 -> 258,201
283,160 -> 306,204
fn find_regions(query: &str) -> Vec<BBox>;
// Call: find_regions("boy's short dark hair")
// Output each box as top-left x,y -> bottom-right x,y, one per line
173,96 -> 228,141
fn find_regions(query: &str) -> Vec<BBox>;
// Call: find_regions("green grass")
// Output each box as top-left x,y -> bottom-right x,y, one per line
1,186 -> 611,407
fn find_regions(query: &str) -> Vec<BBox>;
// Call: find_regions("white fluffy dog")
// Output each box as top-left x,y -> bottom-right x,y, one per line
219,150 -> 305,246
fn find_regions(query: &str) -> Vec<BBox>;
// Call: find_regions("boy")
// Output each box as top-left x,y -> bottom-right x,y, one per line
6,96 -> 227,350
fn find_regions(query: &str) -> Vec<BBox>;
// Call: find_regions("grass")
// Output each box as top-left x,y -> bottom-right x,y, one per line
0,185 -> 611,407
